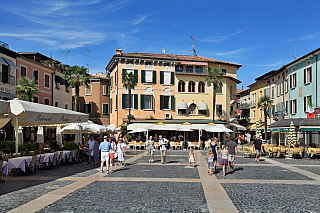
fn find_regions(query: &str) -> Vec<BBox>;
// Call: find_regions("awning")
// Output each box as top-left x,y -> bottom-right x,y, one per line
0,57 -> 8,65
300,126 -> 320,131
177,101 -> 188,110
55,75 -> 66,85
3,58 -> 19,69
268,127 -> 290,132
229,123 -> 246,130
179,61 -> 208,66
198,102 -> 208,110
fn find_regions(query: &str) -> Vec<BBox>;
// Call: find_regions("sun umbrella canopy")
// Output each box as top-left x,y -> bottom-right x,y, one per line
36,126 -> 44,143
60,123 -> 100,134
128,128 -> 147,134
56,125 -> 62,146
147,122 -> 177,131
75,124 -> 82,144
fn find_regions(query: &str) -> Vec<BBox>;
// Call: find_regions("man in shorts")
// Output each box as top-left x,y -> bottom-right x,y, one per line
226,136 -> 238,173
99,136 -> 111,173
253,135 -> 263,162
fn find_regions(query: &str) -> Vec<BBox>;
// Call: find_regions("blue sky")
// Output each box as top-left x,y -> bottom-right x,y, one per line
1,0 -> 320,88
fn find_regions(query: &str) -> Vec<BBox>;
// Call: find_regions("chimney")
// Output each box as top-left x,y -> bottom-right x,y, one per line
116,48 -> 123,55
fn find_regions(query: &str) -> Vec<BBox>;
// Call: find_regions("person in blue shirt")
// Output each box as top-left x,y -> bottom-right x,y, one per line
159,135 -> 168,164
99,136 -> 111,174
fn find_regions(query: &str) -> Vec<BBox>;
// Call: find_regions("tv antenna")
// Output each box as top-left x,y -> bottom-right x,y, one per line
291,36 -> 298,59
62,50 -> 70,64
191,33 -> 198,56
83,48 -> 93,73
162,48 -> 166,54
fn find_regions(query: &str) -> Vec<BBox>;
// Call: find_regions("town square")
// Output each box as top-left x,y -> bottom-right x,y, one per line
1,1 -> 320,212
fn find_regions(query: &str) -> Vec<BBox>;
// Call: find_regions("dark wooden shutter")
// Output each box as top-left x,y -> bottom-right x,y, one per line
103,104 -> 107,114
160,95 -> 164,110
140,94 -> 145,110
122,69 -> 127,82
134,94 -> 138,109
141,70 -> 145,84
171,72 -> 174,85
304,69 -> 306,84
171,95 -> 175,111
160,71 -> 164,84
153,71 -> 156,84
122,94 -> 126,109
134,70 -> 138,83
310,68 -> 312,83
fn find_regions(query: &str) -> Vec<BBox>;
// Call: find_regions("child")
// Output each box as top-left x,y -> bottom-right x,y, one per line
188,148 -> 195,167
207,148 -> 214,176
219,145 -> 229,176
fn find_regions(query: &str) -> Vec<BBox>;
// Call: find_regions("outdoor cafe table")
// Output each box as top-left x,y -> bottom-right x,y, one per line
2,161 -> 8,176
7,156 -> 33,173
61,150 -> 71,162
36,153 -> 55,165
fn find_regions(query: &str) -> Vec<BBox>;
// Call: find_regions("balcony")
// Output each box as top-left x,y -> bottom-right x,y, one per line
0,72 -> 15,85
238,103 -> 250,109
230,94 -> 237,101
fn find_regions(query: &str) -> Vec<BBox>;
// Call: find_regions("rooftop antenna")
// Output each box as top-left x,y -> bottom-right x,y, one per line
162,48 -> 166,54
191,33 -> 198,56
291,36 -> 298,59
62,50 -> 70,64
83,48 -> 93,73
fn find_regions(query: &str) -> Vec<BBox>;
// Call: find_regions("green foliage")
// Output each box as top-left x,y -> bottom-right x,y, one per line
258,96 -> 274,110
14,76 -> 39,102
23,142 -> 38,152
122,72 -> 137,123
120,124 -> 132,141
0,141 -> 15,154
49,139 -> 58,151
64,141 -> 78,150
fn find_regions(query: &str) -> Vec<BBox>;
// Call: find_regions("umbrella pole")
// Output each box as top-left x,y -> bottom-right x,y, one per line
15,117 -> 18,153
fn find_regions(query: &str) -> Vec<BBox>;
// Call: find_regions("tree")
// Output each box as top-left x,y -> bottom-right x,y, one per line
258,95 -> 274,140
122,72 -> 137,124
64,66 -> 90,111
204,68 -> 225,123
15,76 -> 39,102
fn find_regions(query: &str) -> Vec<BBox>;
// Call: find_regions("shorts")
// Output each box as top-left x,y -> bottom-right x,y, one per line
101,152 -> 110,162
228,155 -> 235,163
110,153 -> 115,160
256,150 -> 262,155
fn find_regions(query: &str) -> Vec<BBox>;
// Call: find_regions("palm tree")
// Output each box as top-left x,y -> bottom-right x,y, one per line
258,96 -> 274,140
204,67 -> 225,123
122,72 -> 137,124
15,76 -> 39,102
64,66 -> 90,111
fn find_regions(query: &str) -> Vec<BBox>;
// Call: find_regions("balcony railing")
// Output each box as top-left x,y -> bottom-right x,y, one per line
230,94 -> 237,101
238,103 -> 250,109
0,72 -> 15,85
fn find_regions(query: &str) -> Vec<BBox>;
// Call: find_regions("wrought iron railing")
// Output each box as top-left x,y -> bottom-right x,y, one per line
0,72 -> 15,85
238,103 -> 250,109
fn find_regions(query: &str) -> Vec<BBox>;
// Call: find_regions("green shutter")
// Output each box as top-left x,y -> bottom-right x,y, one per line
160,71 -> 164,84
103,104 -> 107,114
134,94 -> 138,109
110,99 -> 112,113
160,95 -> 164,110
141,94 -> 145,109
171,95 -> 175,111
141,70 -> 145,84
122,69 -> 127,82
134,70 -> 138,83
171,72 -> 174,85
153,71 -> 156,84
122,94 -> 126,109
151,96 -> 154,109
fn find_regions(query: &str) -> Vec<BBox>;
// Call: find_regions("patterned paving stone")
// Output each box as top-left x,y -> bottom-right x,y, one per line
214,166 -> 314,180
296,166 -> 320,175
222,183 -> 320,213
108,164 -> 200,179
133,155 -> 190,164
0,180 -> 74,213
203,156 -> 270,164
37,181 -> 210,213
270,158 -> 320,165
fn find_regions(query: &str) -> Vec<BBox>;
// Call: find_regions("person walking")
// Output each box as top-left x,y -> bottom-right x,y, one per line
123,135 -> 128,145
117,139 -> 126,165
253,135 -> 263,162
93,138 -> 100,165
109,138 -> 117,167
188,148 -> 195,168
87,136 -> 95,164
159,135 -> 168,164
246,132 -> 251,143
226,136 -> 238,173
219,145 -> 229,176
147,136 -> 155,163
99,136 -> 111,173
210,137 -> 219,173
207,148 -> 214,176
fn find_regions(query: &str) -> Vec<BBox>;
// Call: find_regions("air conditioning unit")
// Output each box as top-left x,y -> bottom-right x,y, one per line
165,113 -> 172,119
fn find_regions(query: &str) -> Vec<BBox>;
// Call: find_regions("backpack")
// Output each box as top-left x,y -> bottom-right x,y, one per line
165,141 -> 170,149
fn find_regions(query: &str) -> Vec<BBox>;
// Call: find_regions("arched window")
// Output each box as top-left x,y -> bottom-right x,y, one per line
178,80 -> 185,92
189,103 -> 196,114
188,81 -> 195,92
198,81 -> 205,93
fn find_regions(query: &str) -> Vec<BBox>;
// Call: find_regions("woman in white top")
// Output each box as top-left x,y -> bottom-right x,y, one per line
117,139 -> 126,165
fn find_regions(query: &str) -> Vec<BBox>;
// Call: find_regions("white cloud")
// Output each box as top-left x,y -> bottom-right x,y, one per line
133,15 -> 148,25
299,32 -> 320,41
202,30 -> 243,43
216,45 -> 267,56
247,60 -> 292,67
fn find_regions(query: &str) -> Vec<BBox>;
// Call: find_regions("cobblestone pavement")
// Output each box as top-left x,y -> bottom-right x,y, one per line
2,145 -> 320,212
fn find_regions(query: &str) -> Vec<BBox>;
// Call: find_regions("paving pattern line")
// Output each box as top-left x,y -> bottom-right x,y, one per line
218,179 -> 320,185
195,150 -> 238,213
7,151 -> 147,213
97,177 -> 201,182
264,158 -> 320,181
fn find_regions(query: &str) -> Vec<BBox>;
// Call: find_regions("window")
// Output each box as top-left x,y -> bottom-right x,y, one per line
221,69 -> 226,74
145,70 -> 153,83
189,103 -> 196,114
253,110 -> 256,119
102,103 -> 109,115
65,104 -> 68,109
33,70 -> 39,85
290,73 -> 296,89
163,96 -> 170,109
178,109 -> 187,114
110,76 -> 113,90
291,99 -> 297,114
33,96 -> 39,103
271,87 -> 274,98
20,66 -> 27,77
186,66 -> 193,73
115,71 -> 118,85
285,101 -> 288,113
216,105 -> 222,116
259,91 -> 262,99
285,80 -> 288,93
260,109 -> 262,118
188,81 -> 195,92
44,74 -> 50,88
198,81 -> 205,93
125,94 -> 134,109
163,63 -> 170,67
277,84 -> 279,97
126,60 -> 133,64
304,95 -> 312,112
85,103 -> 92,114
164,72 -> 171,84
103,85 -> 109,96
44,98 -> 50,105
304,67 -> 312,84
55,101 -> 59,107
216,85 -> 222,94
175,65 -> 183,72
145,62 -> 152,66
2,64 -> 9,84
144,95 -> 153,110
178,80 -> 185,92
252,93 -> 256,107
195,66 -> 203,74
85,84 -> 92,95
115,94 -> 118,110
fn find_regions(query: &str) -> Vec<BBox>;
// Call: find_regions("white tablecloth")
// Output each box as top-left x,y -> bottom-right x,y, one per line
2,161 -> 8,176
7,156 -> 33,172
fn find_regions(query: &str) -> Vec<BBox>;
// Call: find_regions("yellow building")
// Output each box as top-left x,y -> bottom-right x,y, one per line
248,81 -> 265,130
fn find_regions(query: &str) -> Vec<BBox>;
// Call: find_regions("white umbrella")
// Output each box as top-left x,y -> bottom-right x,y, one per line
86,123 -> 107,133
16,126 -> 23,145
147,123 -> 177,131
75,124 -> 82,144
0,99 -> 11,129
56,125 -> 62,146
36,126 -> 44,144
128,128 -> 147,134
60,123 -> 100,134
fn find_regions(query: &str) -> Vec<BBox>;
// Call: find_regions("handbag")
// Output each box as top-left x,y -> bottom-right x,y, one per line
90,149 -> 94,156
114,152 -> 118,158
